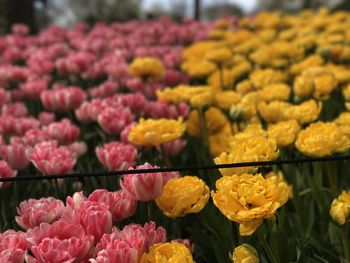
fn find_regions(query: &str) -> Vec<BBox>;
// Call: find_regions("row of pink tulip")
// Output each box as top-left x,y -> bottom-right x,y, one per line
0,17 -> 209,181
1,188 -> 192,262
0,17 -> 213,262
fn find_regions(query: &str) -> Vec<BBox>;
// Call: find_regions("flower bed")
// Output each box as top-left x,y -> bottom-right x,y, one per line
1,8 -> 350,263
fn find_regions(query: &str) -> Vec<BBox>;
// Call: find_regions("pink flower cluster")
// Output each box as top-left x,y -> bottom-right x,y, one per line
76,92 -> 189,135
0,186 -> 193,262
0,17 -> 207,179
121,162 -> 179,201
0,18 -> 206,261
0,116 -> 86,176
0,18 -> 208,102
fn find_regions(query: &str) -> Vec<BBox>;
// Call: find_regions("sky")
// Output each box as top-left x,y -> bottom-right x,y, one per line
45,0 -> 260,27
142,0 -> 259,14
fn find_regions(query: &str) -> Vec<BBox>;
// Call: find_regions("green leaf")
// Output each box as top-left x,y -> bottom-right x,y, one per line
328,222 -> 342,253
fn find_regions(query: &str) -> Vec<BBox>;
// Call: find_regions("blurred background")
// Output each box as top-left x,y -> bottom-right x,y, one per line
0,0 -> 350,34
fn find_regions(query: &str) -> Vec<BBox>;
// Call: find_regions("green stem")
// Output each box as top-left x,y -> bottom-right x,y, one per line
160,146 -> 172,168
171,218 -> 180,239
147,202 -> 153,221
304,164 -> 323,213
236,224 -> 243,245
198,107 -> 210,151
198,214 -> 229,257
325,161 -> 338,198
343,224 -> 350,263
258,229 -> 279,263
53,179 -> 60,198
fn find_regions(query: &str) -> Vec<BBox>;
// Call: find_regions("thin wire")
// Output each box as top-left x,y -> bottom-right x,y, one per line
1,154 -> 349,183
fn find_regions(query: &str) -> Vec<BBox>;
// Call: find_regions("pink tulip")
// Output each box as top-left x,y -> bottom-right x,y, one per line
0,160 -> 16,189
96,141 -> 137,171
66,191 -> 87,209
20,78 -> 49,100
0,229 -> 28,263
67,141 -> 87,158
43,119 -> 80,144
87,189 -> 137,222
177,102 -> 190,118
118,222 -> 166,253
75,101 -> 93,123
0,115 -> 15,135
163,53 -> 182,69
144,101 -> 177,119
84,62 -> 105,80
105,62 -> 129,78
22,129 -> 51,147
28,141 -> 76,175
0,66 -> 28,86
88,189 -> 115,207
0,248 -> 26,263
11,90 -> 26,101
3,46 -> 23,64
144,82 -> 164,99
55,52 -> 95,75
15,197 -> 65,230
26,220 -> 93,263
79,203 -> 113,241
114,93 -> 147,116
12,23 -> 30,35
12,117 -> 40,136
0,88 -> 11,106
120,122 -> 137,144
100,97 -> 122,109
94,221 -> 165,262
162,138 -> 187,157
97,106 -> 134,134
91,241 -> 139,263
63,201 -> 113,244
28,56 -> 54,75
0,141 -> 30,170
120,162 -> 179,201
38,112 -> 55,126
40,87 -> 87,112
0,229 -> 28,262
163,70 -> 185,86
75,99 -> 103,123
112,190 -> 137,221
126,77 -> 144,93
0,229 -> 29,252
1,102 -> 28,117
88,81 -> 118,98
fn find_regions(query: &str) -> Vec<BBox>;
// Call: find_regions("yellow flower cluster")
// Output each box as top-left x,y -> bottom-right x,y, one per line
212,172 -> 291,236
214,123 -> 279,176
187,107 -> 232,156
128,57 -> 164,81
295,121 -> 350,157
171,8 -> 350,148
232,244 -> 260,263
258,99 -> 322,124
267,120 -> 300,147
334,112 -> 350,139
157,85 -> 213,106
156,176 -> 210,217
140,241 -> 195,263
128,118 -> 186,146
294,67 -> 338,100
144,12 -> 350,247
329,190 -> 350,225
205,47 -> 233,64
